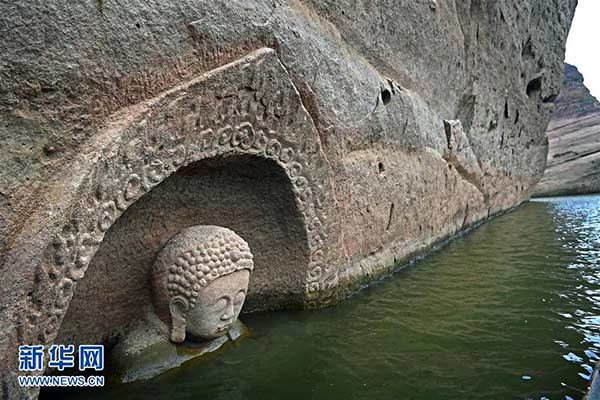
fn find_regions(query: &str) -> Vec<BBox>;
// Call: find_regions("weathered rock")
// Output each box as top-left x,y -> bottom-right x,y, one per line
0,1 -> 576,397
534,63 -> 600,197
109,319 -> 248,384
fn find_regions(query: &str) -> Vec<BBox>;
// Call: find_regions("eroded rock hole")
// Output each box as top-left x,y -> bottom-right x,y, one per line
386,203 -> 395,231
522,37 -> 534,59
378,162 -> 385,174
381,88 -> 392,105
543,93 -> 558,103
526,77 -> 542,98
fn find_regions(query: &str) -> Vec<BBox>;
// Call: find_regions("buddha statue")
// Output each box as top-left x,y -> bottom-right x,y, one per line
152,225 -> 254,343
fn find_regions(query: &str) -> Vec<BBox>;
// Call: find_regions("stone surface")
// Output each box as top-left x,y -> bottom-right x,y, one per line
152,225 -> 253,343
0,1 -> 576,398
585,362 -> 600,400
534,63 -> 600,197
109,319 -> 248,384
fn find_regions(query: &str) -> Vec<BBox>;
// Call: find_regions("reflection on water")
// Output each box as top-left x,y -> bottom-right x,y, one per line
534,195 -> 600,393
45,195 -> 600,400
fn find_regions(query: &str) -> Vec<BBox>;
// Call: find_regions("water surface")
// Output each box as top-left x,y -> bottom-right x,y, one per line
45,195 -> 600,400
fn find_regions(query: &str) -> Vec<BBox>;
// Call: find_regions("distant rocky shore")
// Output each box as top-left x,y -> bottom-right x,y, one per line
534,63 -> 600,197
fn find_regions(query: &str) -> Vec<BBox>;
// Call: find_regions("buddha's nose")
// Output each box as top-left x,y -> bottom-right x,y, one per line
221,301 -> 234,321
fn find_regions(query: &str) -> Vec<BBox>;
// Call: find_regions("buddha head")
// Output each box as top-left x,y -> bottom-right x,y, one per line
152,225 -> 254,343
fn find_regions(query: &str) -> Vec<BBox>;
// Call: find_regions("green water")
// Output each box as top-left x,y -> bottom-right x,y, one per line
46,195 -> 600,400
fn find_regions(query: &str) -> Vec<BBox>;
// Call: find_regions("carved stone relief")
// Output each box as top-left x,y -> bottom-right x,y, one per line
18,48 -> 340,355
152,225 -> 254,343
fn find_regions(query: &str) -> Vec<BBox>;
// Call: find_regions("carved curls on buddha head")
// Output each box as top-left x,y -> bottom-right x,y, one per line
152,225 -> 254,343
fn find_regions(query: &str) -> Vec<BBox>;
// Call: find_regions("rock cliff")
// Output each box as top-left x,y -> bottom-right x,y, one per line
0,1 -> 576,397
534,63 -> 600,197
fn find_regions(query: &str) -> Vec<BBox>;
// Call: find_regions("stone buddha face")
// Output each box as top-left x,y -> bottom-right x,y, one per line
176,269 -> 250,340
152,226 -> 254,343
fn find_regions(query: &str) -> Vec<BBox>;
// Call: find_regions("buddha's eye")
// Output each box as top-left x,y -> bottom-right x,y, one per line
213,297 -> 227,311
233,291 -> 245,306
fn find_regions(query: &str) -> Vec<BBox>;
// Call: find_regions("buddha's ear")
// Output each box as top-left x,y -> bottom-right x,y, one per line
169,296 -> 189,343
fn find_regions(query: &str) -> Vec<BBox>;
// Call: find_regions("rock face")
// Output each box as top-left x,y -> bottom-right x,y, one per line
0,1 -> 576,397
534,63 -> 600,197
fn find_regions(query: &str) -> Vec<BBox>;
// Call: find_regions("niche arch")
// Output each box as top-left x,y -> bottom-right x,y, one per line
16,48 -> 341,353
57,154 -> 311,345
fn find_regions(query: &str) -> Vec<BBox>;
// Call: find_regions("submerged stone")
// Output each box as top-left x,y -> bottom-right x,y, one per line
109,320 -> 248,384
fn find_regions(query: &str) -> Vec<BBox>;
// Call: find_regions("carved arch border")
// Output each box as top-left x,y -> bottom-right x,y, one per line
19,48 -> 341,348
